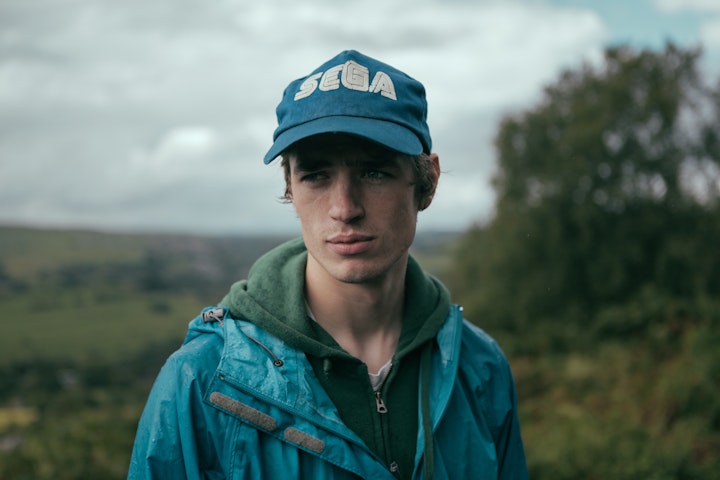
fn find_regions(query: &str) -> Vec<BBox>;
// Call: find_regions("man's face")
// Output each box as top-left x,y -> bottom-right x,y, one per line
287,134 -> 433,286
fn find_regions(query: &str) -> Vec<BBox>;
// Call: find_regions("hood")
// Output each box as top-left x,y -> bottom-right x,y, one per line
219,237 -> 451,361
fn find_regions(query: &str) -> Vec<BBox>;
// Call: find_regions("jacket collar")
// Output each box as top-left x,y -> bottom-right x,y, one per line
214,306 -> 464,436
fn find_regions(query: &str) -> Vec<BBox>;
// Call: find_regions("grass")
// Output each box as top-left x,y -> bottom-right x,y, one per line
0,225 -> 301,366
0,288 -> 202,365
0,406 -> 38,430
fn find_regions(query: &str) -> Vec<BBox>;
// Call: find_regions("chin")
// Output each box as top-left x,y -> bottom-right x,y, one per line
330,258 -> 400,285
332,268 -> 379,285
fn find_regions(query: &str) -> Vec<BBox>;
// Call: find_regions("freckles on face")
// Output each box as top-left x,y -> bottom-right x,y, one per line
285,139 -> 420,283
288,155 -> 417,233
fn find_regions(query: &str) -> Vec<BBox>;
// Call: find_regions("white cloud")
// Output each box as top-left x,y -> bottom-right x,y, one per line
653,0 -> 720,54
0,0 -> 609,234
701,17 -> 720,48
653,0 -> 720,13
141,126 -> 219,168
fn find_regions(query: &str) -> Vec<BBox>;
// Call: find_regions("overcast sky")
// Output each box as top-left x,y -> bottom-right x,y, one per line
2,0 -> 719,235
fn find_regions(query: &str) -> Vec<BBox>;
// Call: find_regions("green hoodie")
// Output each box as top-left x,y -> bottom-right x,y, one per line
220,238 -> 450,478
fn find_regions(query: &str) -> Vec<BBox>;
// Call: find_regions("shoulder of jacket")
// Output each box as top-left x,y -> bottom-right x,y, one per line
460,318 -> 508,364
161,306 -> 233,370
457,318 -> 518,432
181,306 -> 285,367
184,306 -> 230,340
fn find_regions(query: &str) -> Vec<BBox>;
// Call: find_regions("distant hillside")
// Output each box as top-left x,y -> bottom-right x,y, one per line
0,226 -> 292,365
0,225 -> 459,365
0,225 -> 294,280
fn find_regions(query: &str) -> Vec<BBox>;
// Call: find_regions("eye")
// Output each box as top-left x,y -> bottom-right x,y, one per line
363,170 -> 390,181
299,171 -> 328,183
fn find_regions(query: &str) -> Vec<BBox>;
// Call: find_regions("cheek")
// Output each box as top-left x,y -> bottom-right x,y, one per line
387,192 -> 418,218
381,196 -> 419,236
293,199 -> 325,236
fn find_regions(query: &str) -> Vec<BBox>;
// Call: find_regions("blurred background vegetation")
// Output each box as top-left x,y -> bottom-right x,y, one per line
1,43 -> 719,479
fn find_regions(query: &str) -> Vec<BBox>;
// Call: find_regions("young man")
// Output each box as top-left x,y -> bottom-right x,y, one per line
128,50 -> 528,479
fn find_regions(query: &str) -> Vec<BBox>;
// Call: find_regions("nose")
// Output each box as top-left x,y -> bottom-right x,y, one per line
328,174 -> 364,223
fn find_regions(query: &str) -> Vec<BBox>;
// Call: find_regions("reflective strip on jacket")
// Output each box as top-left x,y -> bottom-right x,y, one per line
128,305 -> 528,479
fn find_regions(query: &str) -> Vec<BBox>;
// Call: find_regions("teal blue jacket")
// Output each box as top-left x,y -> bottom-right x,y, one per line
128,304 -> 528,479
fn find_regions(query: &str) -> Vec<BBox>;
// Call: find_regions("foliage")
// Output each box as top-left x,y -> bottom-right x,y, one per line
450,43 -> 720,341
0,226 -> 292,479
446,43 -> 720,478
0,347 -> 173,480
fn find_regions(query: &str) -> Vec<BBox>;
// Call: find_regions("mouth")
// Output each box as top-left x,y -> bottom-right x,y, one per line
327,234 -> 375,255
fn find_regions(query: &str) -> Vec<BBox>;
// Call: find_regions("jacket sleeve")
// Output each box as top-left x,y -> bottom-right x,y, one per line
127,343 -> 220,480
495,358 -> 529,480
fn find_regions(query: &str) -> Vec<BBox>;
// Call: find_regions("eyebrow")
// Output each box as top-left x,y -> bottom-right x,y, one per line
292,155 -> 330,172
292,151 -> 403,173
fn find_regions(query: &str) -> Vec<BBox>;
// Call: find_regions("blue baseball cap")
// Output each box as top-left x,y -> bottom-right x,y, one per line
263,50 -> 432,164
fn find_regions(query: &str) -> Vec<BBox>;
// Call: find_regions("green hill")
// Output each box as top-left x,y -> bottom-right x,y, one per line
0,226 -> 295,365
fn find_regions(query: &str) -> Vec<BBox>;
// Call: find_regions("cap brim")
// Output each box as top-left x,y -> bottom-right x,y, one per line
263,116 -> 423,164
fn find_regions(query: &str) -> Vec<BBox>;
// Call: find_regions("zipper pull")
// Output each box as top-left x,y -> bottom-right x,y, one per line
375,391 -> 388,413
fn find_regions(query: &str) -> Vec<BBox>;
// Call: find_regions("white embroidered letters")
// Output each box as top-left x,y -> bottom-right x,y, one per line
294,73 -> 323,100
341,61 -> 369,91
293,61 -> 396,101
319,65 -> 343,91
369,71 -> 397,100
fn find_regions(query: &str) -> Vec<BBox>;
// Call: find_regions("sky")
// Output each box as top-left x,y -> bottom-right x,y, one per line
1,0 -> 719,236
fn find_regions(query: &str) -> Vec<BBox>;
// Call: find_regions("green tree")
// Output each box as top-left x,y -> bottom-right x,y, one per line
445,43 -> 720,479
450,43 -> 720,348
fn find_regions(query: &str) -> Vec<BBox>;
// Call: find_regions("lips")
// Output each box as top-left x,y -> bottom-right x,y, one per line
327,234 -> 374,255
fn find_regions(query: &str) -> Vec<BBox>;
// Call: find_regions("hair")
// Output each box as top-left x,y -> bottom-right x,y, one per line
279,151 -> 437,211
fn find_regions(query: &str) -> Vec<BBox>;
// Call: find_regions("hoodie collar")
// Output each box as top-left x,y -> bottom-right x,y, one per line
220,237 -> 450,361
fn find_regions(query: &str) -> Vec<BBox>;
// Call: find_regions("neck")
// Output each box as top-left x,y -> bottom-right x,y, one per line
305,257 -> 407,373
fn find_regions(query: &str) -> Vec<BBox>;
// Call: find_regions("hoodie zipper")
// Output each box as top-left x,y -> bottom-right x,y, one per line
374,363 -> 398,476
374,390 -> 388,413
373,363 -> 392,413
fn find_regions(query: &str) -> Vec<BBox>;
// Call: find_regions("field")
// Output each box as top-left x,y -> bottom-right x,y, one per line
0,225 -> 456,479
0,227 -> 296,361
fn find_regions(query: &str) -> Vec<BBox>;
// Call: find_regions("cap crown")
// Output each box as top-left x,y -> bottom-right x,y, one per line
264,50 -> 431,164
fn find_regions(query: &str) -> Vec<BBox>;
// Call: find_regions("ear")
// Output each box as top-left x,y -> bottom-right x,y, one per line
282,156 -> 293,201
419,153 -> 441,211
